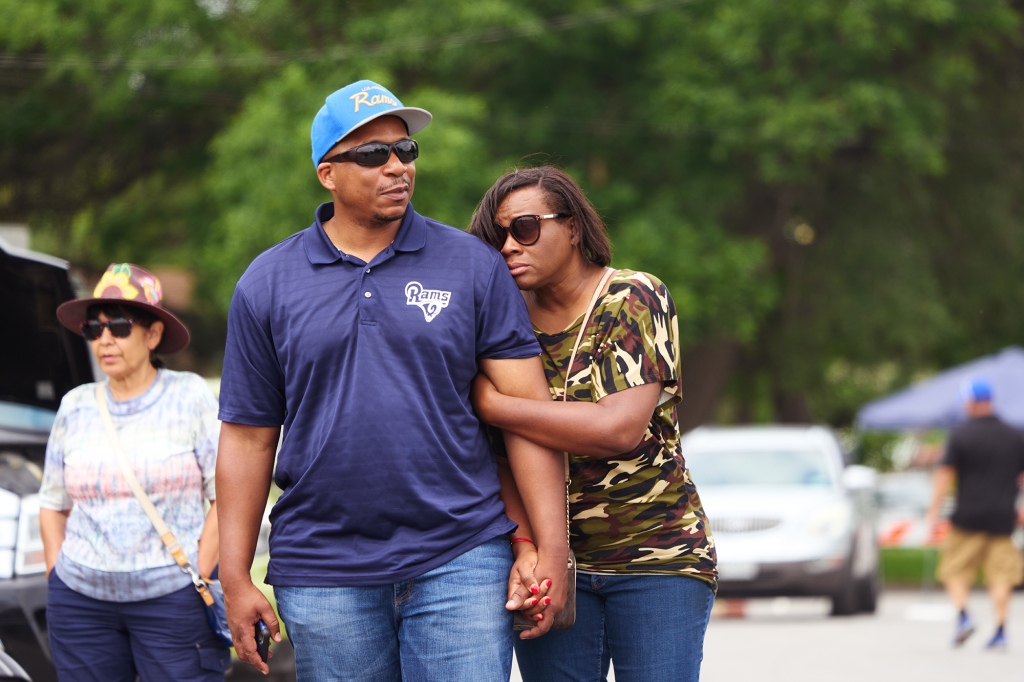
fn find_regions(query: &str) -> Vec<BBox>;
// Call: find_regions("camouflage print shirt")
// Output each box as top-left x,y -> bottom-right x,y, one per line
536,269 -> 717,588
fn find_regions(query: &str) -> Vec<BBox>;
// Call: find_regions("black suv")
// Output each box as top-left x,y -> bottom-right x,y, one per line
0,238 -> 96,681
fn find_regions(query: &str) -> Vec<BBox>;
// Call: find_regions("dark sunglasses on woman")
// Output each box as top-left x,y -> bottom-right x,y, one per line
494,213 -> 571,246
81,318 -> 135,340
322,139 -> 419,167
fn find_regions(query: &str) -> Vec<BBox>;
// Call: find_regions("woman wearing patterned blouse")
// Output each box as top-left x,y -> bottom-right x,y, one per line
469,167 -> 717,682
39,263 -> 228,681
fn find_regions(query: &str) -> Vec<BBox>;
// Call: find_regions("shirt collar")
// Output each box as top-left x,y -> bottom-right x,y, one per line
303,201 -> 427,265
106,369 -> 167,416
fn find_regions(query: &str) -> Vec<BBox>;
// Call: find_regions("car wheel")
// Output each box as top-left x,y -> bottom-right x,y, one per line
855,567 -> 880,614
829,564 -> 859,617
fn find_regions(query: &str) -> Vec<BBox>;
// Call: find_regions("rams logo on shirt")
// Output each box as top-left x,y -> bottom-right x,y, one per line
405,282 -> 451,322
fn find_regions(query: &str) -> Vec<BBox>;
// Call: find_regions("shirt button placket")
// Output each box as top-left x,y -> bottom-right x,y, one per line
359,267 -> 376,323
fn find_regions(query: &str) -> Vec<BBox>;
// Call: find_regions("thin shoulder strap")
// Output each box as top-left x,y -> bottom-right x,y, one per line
94,383 -> 214,604
560,267 -> 616,481
563,267 -> 617,405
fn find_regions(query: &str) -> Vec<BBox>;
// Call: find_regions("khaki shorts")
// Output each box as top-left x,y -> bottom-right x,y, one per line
937,526 -> 1024,587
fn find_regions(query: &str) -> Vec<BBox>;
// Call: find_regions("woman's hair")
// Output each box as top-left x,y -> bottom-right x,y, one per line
85,303 -> 166,369
468,166 -> 612,266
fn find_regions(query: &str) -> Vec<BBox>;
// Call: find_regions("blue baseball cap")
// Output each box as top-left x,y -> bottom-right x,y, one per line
962,377 -> 993,402
310,80 -> 432,167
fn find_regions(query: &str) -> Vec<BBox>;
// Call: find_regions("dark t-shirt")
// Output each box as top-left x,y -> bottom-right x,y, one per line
943,415 -> 1024,535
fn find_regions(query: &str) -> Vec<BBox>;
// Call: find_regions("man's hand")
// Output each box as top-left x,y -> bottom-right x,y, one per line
225,580 -> 282,674
506,542 -> 556,633
925,465 -> 955,539
506,541 -> 540,612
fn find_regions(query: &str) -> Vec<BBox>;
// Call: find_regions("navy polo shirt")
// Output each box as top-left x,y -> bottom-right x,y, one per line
219,202 -> 540,586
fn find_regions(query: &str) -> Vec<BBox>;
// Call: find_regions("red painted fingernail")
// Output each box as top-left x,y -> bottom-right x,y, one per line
535,613 -> 544,621
530,585 -> 539,595
525,598 -> 538,607
542,596 -> 551,605
543,579 -> 552,589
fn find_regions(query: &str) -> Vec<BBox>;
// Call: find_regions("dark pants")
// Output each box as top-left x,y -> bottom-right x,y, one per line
47,570 -> 230,682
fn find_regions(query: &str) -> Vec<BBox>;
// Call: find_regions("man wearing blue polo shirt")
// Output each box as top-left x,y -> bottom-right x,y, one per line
215,80 -> 569,680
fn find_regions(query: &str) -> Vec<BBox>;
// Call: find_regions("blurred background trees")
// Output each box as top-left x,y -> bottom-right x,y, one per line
3,0 -> 1023,429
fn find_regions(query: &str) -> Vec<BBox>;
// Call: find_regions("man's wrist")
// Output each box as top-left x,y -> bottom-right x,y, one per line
218,564 -> 255,590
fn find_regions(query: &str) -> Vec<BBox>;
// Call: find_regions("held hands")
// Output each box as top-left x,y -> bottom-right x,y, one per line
224,580 -> 282,674
506,541 -> 568,640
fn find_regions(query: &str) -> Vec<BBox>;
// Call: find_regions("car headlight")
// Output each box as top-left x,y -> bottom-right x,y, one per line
805,502 -> 853,541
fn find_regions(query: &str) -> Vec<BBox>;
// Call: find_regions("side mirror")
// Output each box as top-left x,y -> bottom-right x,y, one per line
842,464 -> 877,491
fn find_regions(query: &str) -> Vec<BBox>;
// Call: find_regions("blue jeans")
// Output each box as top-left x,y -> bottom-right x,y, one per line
514,572 -> 715,682
46,570 -> 230,682
275,536 -> 514,681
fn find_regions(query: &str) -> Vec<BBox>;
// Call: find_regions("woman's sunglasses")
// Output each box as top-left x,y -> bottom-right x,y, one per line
322,139 -> 419,167
494,213 -> 571,246
81,318 -> 135,341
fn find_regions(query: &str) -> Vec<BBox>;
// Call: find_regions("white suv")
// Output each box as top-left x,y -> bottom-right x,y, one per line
683,425 -> 880,616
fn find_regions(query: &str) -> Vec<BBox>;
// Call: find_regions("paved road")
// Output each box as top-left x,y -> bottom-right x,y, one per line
701,589 -> 1022,682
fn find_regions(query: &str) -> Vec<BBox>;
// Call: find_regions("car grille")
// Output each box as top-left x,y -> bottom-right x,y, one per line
709,517 -> 781,533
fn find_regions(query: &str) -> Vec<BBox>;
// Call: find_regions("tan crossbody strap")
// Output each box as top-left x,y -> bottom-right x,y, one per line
561,267 -> 617,478
94,383 -> 215,605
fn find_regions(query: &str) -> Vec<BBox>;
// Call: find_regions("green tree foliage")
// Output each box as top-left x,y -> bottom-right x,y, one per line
2,0 -> 1022,426
0,0 -> 269,259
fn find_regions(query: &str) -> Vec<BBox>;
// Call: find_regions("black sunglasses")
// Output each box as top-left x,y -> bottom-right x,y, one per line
494,213 -> 571,246
322,139 -> 419,167
81,317 -> 135,341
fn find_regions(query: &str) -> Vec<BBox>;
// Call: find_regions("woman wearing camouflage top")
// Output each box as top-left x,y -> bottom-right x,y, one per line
469,166 -> 717,682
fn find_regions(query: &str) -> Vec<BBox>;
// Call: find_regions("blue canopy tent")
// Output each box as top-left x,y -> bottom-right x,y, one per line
856,346 -> 1024,430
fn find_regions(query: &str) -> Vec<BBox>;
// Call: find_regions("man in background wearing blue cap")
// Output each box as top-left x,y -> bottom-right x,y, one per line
214,80 -> 569,679
926,377 -> 1024,650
